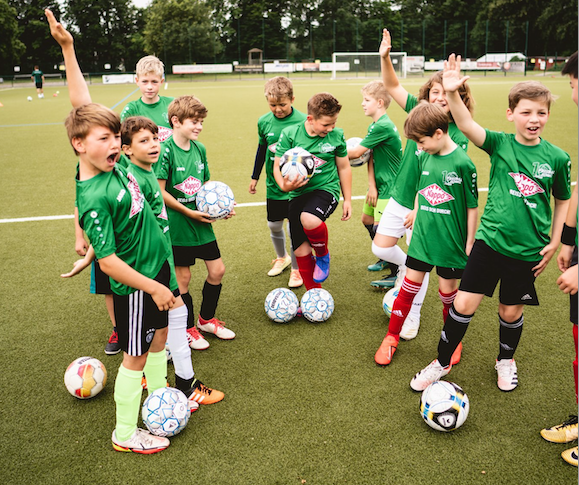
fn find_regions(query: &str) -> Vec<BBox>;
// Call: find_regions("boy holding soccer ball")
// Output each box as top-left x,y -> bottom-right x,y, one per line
273,92 -> 352,289
250,76 -> 306,288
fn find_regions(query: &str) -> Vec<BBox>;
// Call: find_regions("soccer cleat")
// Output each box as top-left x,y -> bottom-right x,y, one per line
188,379 -> 225,405
288,269 -> 303,288
410,359 -> 451,391
111,428 -> 169,454
450,342 -> 463,366
268,255 -> 292,276
393,265 -> 407,290
189,400 -> 200,413
540,415 -> 578,443
495,359 -> 518,391
399,315 -> 420,340
104,330 -> 121,355
186,326 -> 210,350
374,335 -> 398,365
313,253 -> 331,283
370,274 -> 397,289
197,317 -> 236,340
141,375 -> 170,390
367,259 -> 389,272
295,307 -> 303,318
562,446 -> 579,467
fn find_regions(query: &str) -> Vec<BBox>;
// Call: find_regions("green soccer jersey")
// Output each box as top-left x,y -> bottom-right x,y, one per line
121,96 -> 174,142
258,108 -> 307,200
476,130 -> 572,261
361,113 -> 402,199
154,137 -> 216,247
31,69 -> 43,84
391,94 -> 470,210
275,122 -> 348,201
76,165 -> 171,296
408,147 -> 478,269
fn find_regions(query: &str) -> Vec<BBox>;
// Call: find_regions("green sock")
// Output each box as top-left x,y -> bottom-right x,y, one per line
143,349 -> 168,394
114,364 -> 143,442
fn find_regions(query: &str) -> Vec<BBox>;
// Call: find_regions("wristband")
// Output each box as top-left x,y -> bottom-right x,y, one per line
561,223 -> 577,246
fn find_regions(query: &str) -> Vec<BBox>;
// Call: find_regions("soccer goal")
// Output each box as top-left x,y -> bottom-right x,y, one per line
330,52 -> 407,80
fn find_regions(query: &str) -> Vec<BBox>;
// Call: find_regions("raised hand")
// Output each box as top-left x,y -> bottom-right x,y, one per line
443,54 -> 470,93
379,29 -> 392,58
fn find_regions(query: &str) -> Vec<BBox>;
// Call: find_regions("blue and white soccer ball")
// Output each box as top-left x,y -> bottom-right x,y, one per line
196,181 -> 235,220
264,287 -> 299,323
300,288 -> 334,323
382,287 -> 399,318
142,387 -> 191,437
279,147 -> 315,181
420,381 -> 469,432
346,137 -> 372,167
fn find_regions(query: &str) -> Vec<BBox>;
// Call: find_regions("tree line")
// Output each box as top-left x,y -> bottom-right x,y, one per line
2,0 -> 577,74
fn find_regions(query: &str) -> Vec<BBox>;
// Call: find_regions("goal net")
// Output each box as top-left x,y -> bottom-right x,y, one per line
330,52 -> 407,80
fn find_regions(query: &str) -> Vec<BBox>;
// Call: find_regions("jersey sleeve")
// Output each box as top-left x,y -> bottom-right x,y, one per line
480,129 -> 503,157
335,130 -> 348,158
80,204 -> 117,260
154,142 -> 172,180
361,123 -> 390,150
276,128 -> 293,157
552,151 -> 572,200
463,158 -> 479,209
405,94 -> 419,114
120,102 -> 135,122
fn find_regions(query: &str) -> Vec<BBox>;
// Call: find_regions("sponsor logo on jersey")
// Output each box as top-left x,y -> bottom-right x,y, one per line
532,162 -> 554,179
442,171 -> 463,186
126,172 -> 145,218
508,172 -> 545,197
158,126 -> 173,142
268,142 -> 278,153
174,176 -> 202,196
418,184 -> 455,206
158,203 -> 168,221
312,154 -> 328,169
319,142 -> 336,154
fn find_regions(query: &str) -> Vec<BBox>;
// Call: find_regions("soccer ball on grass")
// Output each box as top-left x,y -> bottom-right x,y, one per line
300,288 -> 334,322
279,148 -> 315,181
142,387 -> 191,437
64,356 -> 107,399
265,287 -> 299,323
196,181 -> 235,220
420,381 -> 469,432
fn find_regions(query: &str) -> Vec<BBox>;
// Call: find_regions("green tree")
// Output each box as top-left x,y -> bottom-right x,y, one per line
0,0 -> 25,70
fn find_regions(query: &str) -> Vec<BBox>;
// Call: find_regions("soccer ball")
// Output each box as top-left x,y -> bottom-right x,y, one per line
196,181 -> 235,220
346,137 -> 372,167
64,356 -> 107,399
300,288 -> 334,322
265,287 -> 299,323
420,381 -> 469,432
142,387 -> 191,437
279,147 -> 315,181
382,287 -> 399,318
27,96 -> 32,102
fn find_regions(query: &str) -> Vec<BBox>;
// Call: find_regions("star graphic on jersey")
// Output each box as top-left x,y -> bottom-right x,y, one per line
174,176 -> 202,196
126,172 -> 145,218
158,126 -> 173,142
508,172 -> 545,197
419,184 -> 455,206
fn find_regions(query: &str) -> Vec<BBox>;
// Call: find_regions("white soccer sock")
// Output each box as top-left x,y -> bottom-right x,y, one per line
408,271 -> 429,320
371,242 -> 407,267
168,305 -> 194,380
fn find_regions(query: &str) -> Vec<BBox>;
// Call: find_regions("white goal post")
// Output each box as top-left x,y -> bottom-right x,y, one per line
330,52 -> 407,80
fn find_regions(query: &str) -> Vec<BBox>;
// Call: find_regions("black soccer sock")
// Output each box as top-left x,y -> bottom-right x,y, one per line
175,374 -> 195,396
181,292 -> 195,329
498,313 -> 524,360
364,224 -> 376,240
388,262 -> 400,276
438,304 -> 473,367
200,281 -> 222,321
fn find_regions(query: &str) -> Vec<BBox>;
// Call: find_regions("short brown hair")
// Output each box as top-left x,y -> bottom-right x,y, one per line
264,76 -> 294,100
307,92 -> 342,119
404,101 -> 449,142
508,81 -> 553,111
562,52 -> 578,79
168,95 -> 208,128
361,80 -> 391,109
418,71 -> 474,119
121,116 -> 158,146
64,103 -> 121,155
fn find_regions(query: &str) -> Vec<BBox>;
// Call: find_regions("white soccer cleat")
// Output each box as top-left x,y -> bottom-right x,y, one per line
399,314 -> 420,340
410,359 -> 451,391
111,428 -> 169,454
197,317 -> 236,340
495,359 -> 518,391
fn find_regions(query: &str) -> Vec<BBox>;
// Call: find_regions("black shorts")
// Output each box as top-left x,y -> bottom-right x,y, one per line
35,82 -> 42,89
459,239 -> 540,306
570,246 -> 578,325
267,198 -> 289,222
406,256 -> 464,280
113,261 -> 171,356
90,260 -> 112,295
288,190 -> 338,250
172,240 -> 221,267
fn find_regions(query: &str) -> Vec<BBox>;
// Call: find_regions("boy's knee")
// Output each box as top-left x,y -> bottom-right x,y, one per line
300,212 -> 321,230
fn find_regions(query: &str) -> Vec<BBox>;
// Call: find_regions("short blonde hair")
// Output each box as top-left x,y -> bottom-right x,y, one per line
508,81 -> 553,111
136,55 -> 164,79
64,103 -> 121,155
264,76 -> 294,100
307,92 -> 342,119
361,80 -> 392,109
404,101 -> 449,142
168,95 -> 208,127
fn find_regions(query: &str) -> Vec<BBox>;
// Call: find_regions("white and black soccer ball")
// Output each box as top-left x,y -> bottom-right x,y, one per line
382,287 -> 399,318
420,381 -> 469,432
264,287 -> 299,323
300,288 -> 334,323
279,147 -> 315,181
346,137 -> 372,167
142,387 -> 191,437
64,356 -> 107,399
196,181 -> 235,220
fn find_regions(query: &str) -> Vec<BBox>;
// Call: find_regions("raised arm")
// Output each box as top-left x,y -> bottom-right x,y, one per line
379,29 -> 410,110
45,9 -> 91,107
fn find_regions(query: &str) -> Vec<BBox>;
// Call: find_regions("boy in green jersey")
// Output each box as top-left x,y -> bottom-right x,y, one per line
249,77 -> 306,287
121,56 -> 174,142
347,80 -> 402,274
273,92 -> 352,288
374,102 -> 478,366
411,54 -> 571,393
31,65 -> 44,98
48,9 -> 174,454
156,96 -> 236,343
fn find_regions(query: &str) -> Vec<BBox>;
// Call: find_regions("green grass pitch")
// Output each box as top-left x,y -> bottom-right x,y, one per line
0,74 -> 577,484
